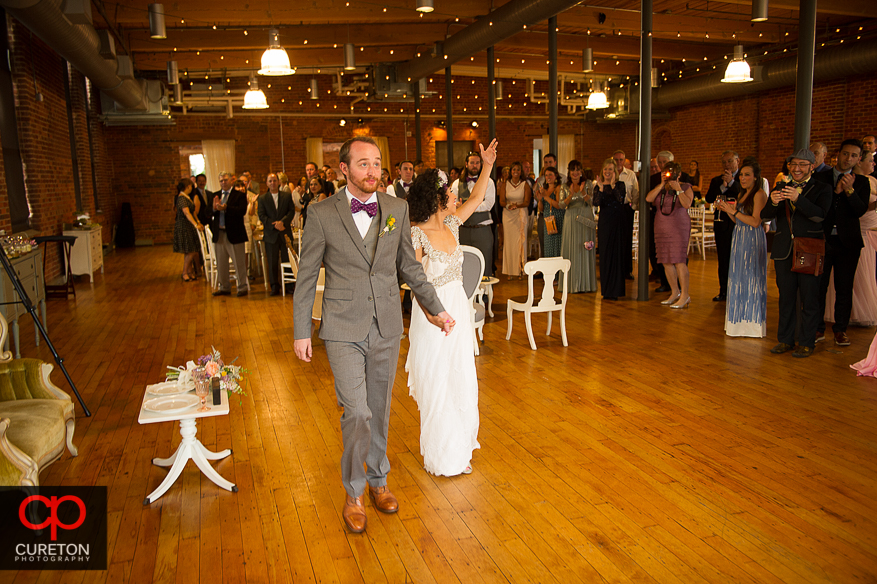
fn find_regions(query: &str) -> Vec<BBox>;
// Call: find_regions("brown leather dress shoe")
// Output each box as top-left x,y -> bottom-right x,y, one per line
343,495 -> 367,533
368,485 -> 399,514
834,331 -> 851,346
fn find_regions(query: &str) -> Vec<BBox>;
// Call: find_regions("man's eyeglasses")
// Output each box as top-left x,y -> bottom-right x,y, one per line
788,162 -> 811,168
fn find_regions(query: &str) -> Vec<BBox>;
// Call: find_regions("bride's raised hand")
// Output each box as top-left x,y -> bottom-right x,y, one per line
479,139 -> 498,167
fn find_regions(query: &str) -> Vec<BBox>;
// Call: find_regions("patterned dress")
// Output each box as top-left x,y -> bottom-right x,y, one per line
173,194 -> 199,254
725,208 -> 767,337
541,187 -> 565,257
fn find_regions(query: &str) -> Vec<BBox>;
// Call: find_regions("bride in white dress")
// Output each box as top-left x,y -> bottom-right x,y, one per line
405,139 -> 497,477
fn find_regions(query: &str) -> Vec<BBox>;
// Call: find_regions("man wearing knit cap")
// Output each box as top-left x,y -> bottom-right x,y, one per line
760,148 -> 832,358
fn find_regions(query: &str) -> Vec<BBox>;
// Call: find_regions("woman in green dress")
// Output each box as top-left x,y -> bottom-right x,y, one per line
560,161 -> 597,292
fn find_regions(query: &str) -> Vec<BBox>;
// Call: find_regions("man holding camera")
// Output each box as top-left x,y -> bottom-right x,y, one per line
705,151 -> 741,302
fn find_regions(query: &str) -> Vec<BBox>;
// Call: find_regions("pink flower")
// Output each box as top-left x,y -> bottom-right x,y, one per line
584,241 -> 595,251
204,361 -> 220,377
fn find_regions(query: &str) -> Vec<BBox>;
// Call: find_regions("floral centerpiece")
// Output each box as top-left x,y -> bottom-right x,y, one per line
166,347 -> 248,399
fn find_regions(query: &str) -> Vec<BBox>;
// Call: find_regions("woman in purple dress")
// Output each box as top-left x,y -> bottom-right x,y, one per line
645,162 -> 694,308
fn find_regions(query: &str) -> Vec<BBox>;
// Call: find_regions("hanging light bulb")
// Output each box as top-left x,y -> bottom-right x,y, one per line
310,78 -> 319,100
243,76 -> 269,109
416,0 -> 434,12
148,4 -> 166,39
586,81 -> 609,109
259,29 -> 294,76
751,0 -> 768,22
344,43 -> 356,71
582,48 -> 594,72
722,45 -> 753,83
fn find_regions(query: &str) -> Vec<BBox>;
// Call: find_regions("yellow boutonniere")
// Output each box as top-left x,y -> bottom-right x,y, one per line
379,215 -> 396,237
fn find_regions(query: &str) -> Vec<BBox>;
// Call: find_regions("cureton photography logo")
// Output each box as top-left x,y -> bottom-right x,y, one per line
0,487 -> 107,571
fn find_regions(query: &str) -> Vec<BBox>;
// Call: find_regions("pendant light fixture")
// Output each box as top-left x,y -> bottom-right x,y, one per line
416,0 -> 434,12
582,48 -> 594,73
722,45 -> 754,83
651,67 -> 660,88
586,81 -> 609,110
344,43 -> 356,71
148,4 -> 166,39
259,29 -> 294,76
243,76 -> 269,109
751,0 -> 768,22
309,78 -> 319,100
496,80 -> 503,100
167,61 -> 179,85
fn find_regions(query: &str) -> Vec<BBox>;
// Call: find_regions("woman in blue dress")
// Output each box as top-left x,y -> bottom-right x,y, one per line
716,159 -> 768,337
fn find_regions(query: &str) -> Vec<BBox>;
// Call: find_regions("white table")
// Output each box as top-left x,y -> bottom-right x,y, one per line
138,387 -> 236,504
478,277 -> 500,317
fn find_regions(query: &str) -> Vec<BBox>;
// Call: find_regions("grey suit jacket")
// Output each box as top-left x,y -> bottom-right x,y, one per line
293,189 -> 445,342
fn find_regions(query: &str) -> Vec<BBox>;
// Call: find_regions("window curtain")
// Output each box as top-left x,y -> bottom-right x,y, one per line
305,137 -> 323,168
371,136 -> 391,179
201,140 -> 235,192
541,134 -> 576,175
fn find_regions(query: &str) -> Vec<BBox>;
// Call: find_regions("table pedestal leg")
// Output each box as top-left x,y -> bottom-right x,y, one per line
144,418 -> 236,505
486,283 -> 495,317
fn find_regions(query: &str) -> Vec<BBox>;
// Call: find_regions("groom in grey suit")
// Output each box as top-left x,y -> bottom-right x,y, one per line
293,137 -> 455,533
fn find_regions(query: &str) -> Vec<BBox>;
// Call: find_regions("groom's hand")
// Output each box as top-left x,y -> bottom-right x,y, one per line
294,339 -> 313,362
430,311 -> 456,335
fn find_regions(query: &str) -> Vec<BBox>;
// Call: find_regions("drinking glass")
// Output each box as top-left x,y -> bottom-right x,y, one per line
714,195 -> 725,221
194,367 -> 211,412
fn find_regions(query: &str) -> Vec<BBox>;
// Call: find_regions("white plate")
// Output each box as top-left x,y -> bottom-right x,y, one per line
146,381 -> 194,396
142,394 -> 200,414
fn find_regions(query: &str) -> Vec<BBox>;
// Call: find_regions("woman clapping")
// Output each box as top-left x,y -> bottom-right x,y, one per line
593,159 -> 628,300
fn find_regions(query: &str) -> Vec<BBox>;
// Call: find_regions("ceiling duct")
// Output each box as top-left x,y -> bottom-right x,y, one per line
632,41 -> 877,112
396,0 -> 584,83
1,0 -> 148,110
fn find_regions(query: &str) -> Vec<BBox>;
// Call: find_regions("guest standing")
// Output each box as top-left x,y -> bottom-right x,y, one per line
258,173 -> 296,296
499,162 -> 531,279
646,162 -> 694,309
560,161 -> 597,292
823,149 -> 877,327
211,172 -> 250,297
173,180 -> 204,282
535,167 -> 565,257
593,159 -> 628,300
761,149 -> 832,358
814,139 -> 871,346
704,151 -> 741,302
688,160 -> 703,198
715,160 -> 768,337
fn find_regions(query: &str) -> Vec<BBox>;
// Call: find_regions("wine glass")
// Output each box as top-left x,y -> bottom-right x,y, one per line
714,194 -> 725,221
194,367 -> 211,412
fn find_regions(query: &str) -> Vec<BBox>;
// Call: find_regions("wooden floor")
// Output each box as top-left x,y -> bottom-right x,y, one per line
9,245 -> 877,584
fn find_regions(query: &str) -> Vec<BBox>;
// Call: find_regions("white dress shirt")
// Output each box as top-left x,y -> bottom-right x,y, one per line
618,167 -> 640,207
449,177 -> 496,226
345,188 -> 378,238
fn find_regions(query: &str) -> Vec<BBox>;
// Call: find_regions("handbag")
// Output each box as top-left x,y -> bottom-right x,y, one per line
785,204 -> 824,276
544,214 -> 558,235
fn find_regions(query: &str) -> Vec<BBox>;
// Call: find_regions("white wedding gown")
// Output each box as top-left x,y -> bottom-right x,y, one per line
406,214 -> 480,477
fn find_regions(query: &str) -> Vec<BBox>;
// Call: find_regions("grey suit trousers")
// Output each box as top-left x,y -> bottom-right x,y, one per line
325,319 -> 400,498
215,230 -> 248,292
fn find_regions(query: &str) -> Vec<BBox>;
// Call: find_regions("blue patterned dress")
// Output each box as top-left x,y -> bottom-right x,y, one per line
725,209 -> 767,337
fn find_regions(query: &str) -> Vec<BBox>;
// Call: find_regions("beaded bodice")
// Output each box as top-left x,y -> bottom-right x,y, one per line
411,214 -> 464,288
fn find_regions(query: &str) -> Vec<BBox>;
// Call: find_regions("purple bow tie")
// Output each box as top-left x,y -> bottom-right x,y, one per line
351,198 -> 378,217
402,182 -> 409,188
466,176 -> 478,183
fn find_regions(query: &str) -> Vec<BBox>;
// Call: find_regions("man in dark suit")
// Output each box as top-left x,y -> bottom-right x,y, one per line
863,135 -> 877,179
258,173 -> 296,296
761,149 -> 832,358
211,172 -> 250,297
813,138 -> 870,346
704,150 -> 741,301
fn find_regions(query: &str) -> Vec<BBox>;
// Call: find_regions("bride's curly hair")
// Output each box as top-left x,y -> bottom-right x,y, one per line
408,168 -> 449,223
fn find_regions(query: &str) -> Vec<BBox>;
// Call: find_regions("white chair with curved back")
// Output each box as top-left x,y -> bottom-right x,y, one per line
282,235 -> 299,296
506,257 -> 570,350
199,226 -> 215,288
460,245 -> 486,356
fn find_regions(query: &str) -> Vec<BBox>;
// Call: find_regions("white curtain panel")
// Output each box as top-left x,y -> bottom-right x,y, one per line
542,134 -> 576,175
305,137 -> 323,168
371,136 -> 391,179
201,139 -> 236,192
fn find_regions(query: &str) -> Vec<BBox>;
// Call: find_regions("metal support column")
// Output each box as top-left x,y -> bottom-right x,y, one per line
445,67 -> 454,172
637,0 -> 653,301
414,87 -> 422,163
548,16 -> 558,157
487,46 -> 496,177
793,0 -> 817,150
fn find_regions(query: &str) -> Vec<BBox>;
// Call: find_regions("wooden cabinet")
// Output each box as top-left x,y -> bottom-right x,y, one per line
0,249 -> 47,358
63,226 -> 103,280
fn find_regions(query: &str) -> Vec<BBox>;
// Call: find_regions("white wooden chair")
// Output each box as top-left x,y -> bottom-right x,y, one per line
197,228 -> 215,288
506,257 -> 570,350
632,210 -> 639,263
282,235 -> 299,296
460,245 -> 486,356
688,206 -> 715,260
